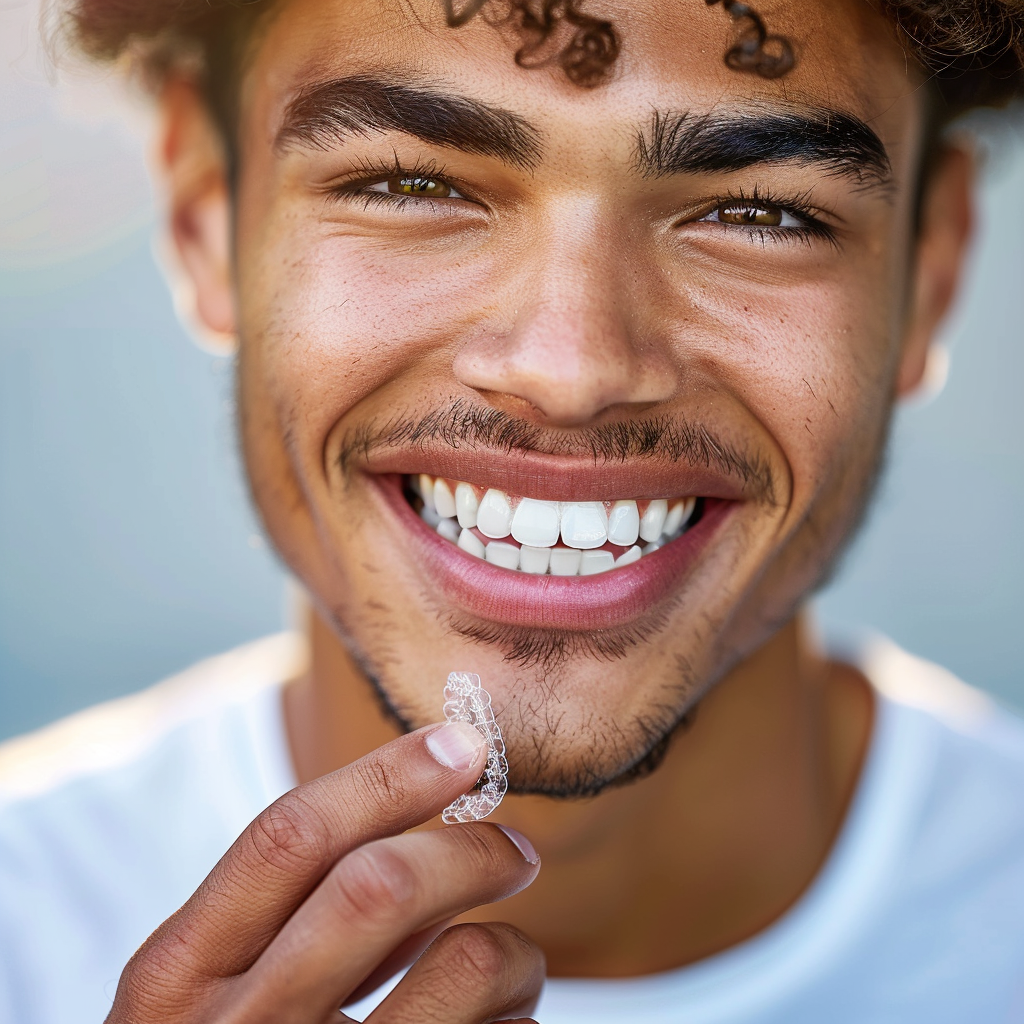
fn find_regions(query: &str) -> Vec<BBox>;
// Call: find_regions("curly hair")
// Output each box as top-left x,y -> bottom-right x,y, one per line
62,0 -> 1024,121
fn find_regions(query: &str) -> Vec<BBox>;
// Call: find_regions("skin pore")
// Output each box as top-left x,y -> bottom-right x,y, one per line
161,0 -> 973,980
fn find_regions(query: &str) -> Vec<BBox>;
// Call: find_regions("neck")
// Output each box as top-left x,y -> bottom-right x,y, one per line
284,606 -> 873,977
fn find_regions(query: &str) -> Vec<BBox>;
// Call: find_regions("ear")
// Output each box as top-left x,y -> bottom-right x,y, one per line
896,144 -> 974,398
157,77 -> 237,353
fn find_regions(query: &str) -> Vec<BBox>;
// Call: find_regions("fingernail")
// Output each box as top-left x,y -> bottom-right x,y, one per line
495,824 -> 540,865
426,721 -> 486,771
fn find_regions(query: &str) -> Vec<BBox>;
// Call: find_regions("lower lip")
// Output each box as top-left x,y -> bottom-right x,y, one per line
372,475 -> 736,630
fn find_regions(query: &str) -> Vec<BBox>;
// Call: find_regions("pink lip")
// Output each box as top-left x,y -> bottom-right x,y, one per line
370,475 -> 736,630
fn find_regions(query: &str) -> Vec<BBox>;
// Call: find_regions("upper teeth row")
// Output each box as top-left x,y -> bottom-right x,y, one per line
414,475 -> 696,550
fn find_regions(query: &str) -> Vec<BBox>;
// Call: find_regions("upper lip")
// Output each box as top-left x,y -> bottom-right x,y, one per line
358,446 -> 754,502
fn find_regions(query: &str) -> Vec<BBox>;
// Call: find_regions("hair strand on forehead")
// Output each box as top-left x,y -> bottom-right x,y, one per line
444,0 -> 619,87
704,0 -> 796,79
59,0 -> 1024,120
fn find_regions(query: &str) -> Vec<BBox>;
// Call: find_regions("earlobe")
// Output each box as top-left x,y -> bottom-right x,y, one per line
896,145 -> 974,398
157,77 -> 237,352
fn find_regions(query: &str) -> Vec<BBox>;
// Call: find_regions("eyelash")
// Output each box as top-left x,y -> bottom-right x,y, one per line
692,185 -> 838,247
324,162 -> 838,246
324,157 -> 466,213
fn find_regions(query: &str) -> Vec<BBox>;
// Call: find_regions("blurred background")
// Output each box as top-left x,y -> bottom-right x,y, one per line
2,0 -> 1023,743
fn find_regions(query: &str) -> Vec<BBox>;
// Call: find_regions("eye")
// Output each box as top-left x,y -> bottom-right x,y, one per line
367,175 -> 463,199
702,202 -> 802,228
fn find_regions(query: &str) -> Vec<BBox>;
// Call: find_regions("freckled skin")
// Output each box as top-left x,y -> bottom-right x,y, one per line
218,0 -> 931,793
156,0 -> 975,975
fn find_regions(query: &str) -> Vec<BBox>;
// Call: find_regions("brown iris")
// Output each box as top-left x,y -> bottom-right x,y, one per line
716,203 -> 783,226
386,176 -> 452,197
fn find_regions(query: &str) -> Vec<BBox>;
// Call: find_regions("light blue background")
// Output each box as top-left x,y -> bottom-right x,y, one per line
1,118 -> 1022,742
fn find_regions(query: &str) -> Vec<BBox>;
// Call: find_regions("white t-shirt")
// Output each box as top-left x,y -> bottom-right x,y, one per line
1,633 -> 1023,1023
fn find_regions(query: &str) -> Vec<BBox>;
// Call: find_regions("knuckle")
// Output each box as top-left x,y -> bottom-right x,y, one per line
477,920 -> 547,990
247,792 -> 328,874
108,942 -> 191,1021
350,752 -> 407,817
434,922 -> 511,991
330,843 -> 417,922
450,823 -> 527,884
489,921 -> 547,971
438,823 -> 502,880
121,931 -> 185,990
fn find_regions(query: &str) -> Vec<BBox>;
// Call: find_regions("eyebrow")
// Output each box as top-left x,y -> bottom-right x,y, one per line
275,75 -> 543,171
635,107 -> 892,187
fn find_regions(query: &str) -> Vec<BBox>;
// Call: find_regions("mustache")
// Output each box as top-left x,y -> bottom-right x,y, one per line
338,397 -> 776,502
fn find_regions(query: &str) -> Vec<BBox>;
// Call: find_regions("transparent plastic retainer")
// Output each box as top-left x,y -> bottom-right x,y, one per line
441,672 -> 508,824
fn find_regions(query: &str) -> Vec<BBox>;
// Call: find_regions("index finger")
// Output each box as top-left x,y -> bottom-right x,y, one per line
149,721 -> 488,979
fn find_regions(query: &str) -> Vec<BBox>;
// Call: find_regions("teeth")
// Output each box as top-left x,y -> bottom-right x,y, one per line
560,502 -> 608,549
549,547 -> 582,576
519,545 -> 551,574
434,479 -> 457,520
614,545 -> 642,567
458,528 -> 486,559
579,550 -> 615,575
662,497 -> 695,538
419,474 -> 436,512
486,541 -> 520,570
477,488 -> 513,539
436,518 -> 461,543
639,499 -> 668,543
511,498 -> 561,548
414,475 -> 697,575
455,482 -> 479,529
607,500 -> 640,547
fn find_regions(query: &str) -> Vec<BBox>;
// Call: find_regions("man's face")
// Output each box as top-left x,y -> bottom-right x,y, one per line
225,0 -> 929,794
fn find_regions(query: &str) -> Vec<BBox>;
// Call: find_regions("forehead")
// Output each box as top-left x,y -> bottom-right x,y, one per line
240,0 -> 922,163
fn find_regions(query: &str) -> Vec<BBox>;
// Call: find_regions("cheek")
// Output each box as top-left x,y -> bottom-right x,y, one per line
667,256 -> 904,516
235,217 -> 507,456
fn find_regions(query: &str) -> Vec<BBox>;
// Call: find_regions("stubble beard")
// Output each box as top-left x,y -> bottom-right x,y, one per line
313,396 -> 895,801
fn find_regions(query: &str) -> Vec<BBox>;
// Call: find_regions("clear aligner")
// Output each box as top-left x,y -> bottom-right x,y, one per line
441,672 -> 508,824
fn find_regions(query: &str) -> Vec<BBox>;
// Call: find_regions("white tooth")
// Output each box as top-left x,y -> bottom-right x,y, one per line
642,542 -> 661,556
420,504 -> 442,528
681,496 -> 697,527
662,497 -> 695,538
419,474 -> 436,512
433,479 -> 457,519
606,500 -> 640,547
662,500 -> 685,538
614,545 -> 642,567
511,498 -> 561,548
477,488 -> 513,539
458,528 -> 486,559
455,482 -> 479,529
579,550 -> 615,575
549,547 -> 582,576
519,545 -> 551,574
485,541 -> 520,570
639,499 -> 668,542
436,518 -> 461,543
560,502 -> 608,549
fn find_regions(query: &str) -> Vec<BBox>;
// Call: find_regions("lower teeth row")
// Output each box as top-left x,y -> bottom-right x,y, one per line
419,503 -> 695,576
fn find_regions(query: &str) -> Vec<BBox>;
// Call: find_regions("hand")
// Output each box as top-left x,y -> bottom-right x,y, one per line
106,721 -> 544,1023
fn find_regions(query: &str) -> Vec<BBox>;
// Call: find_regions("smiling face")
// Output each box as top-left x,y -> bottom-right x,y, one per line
184,0 -> 962,795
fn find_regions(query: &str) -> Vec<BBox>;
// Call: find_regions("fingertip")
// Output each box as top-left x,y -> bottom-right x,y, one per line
494,824 -> 540,866
424,720 -> 487,772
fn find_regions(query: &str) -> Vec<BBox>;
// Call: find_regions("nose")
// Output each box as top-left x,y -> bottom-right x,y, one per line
453,208 -> 678,427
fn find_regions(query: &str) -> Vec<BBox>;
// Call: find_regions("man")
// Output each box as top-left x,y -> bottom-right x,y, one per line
1,0 -> 1023,1019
